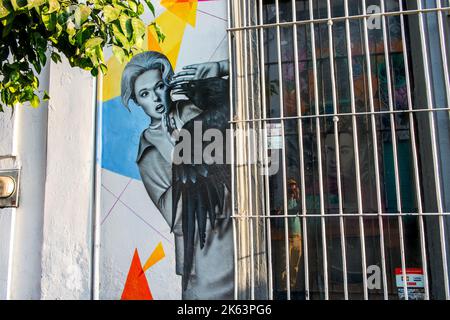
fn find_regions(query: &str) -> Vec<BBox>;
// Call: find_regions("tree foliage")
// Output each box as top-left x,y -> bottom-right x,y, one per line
0,0 -> 163,110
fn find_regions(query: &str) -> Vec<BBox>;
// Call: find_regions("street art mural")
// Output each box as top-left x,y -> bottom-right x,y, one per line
98,0 -> 232,299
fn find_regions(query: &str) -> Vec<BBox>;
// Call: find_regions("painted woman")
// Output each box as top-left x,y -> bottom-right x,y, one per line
121,51 -> 233,299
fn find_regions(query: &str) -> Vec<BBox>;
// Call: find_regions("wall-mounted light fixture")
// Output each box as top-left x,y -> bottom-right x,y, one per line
0,169 -> 20,208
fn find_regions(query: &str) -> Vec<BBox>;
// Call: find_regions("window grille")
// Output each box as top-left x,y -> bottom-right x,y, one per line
228,0 -> 450,300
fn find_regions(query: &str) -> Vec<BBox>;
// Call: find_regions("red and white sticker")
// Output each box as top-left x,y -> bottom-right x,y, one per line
395,268 -> 425,288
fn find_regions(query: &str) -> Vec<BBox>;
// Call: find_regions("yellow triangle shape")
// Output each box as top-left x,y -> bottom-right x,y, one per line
148,9 -> 188,69
160,0 -> 198,27
102,56 -> 126,102
142,242 -> 166,273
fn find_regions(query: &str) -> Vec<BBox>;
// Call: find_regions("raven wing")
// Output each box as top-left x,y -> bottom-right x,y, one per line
171,77 -> 230,290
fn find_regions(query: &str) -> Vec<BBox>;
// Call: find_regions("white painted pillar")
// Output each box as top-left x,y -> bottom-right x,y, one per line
1,54 -> 96,300
39,58 -> 95,300
6,62 -> 50,300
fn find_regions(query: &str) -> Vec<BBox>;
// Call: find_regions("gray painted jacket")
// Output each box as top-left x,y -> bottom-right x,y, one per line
136,100 -> 234,300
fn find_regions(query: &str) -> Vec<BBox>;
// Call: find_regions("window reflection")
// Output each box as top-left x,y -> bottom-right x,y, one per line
262,0 -> 439,300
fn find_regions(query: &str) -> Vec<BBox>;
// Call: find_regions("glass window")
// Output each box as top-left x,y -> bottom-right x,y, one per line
230,0 -> 450,300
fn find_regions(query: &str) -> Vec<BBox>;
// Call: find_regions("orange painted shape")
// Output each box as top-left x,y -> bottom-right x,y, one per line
148,31 -> 163,53
142,242 -> 166,273
121,249 -> 153,300
160,0 -> 198,27
147,9 -> 188,69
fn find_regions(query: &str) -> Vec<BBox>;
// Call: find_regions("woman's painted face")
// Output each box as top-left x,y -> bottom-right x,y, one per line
325,132 -> 355,181
134,69 -> 170,120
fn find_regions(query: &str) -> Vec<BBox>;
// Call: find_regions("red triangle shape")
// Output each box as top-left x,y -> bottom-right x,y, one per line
121,249 -> 153,300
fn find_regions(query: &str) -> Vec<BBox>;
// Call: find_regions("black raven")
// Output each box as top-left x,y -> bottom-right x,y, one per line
170,77 -> 231,290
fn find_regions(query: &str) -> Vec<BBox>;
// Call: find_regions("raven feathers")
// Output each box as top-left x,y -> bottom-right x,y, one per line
171,78 -> 230,290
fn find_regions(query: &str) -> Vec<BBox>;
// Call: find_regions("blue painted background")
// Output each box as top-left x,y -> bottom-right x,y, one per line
101,97 -> 149,180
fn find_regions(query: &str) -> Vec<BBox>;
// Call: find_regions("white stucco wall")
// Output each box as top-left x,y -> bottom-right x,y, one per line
40,59 -> 95,300
0,58 -> 95,300
0,108 -> 15,300
7,61 -> 50,299
0,206 -> 12,300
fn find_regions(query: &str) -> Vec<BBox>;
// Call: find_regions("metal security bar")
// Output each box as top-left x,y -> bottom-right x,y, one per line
229,0 -> 450,300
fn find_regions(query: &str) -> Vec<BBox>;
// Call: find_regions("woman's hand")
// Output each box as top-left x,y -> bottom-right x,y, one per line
161,114 -> 177,146
170,60 -> 229,96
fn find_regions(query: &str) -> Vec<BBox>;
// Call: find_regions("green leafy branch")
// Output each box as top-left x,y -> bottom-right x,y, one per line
0,0 -> 163,110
